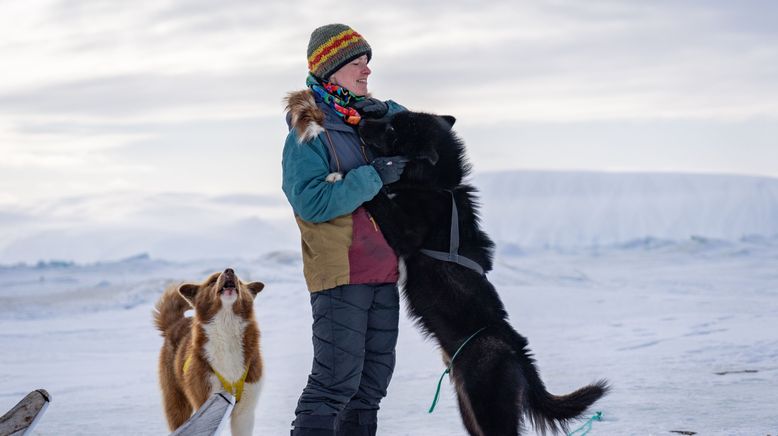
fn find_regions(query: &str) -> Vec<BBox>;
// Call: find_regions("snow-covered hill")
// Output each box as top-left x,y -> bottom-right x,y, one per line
476,171 -> 778,251
0,191 -> 299,264
2,171 -> 776,264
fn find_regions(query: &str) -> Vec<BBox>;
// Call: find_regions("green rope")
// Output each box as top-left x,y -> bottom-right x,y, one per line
567,411 -> 603,436
428,326 -> 487,413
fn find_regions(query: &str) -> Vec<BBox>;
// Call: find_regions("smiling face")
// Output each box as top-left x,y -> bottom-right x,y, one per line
329,54 -> 371,96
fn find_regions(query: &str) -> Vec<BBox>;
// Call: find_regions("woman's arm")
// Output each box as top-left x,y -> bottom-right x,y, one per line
281,131 -> 383,223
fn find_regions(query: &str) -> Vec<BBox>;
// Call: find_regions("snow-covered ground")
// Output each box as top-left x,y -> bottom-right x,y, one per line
1,171 -> 777,435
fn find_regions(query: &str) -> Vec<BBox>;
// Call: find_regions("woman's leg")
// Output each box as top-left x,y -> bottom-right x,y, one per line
336,283 -> 400,436
292,285 -> 374,434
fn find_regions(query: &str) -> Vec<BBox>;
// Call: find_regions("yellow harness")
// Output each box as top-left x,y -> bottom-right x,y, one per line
183,355 -> 250,402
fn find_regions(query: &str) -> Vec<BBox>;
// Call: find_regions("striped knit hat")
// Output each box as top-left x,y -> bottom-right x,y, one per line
307,24 -> 372,81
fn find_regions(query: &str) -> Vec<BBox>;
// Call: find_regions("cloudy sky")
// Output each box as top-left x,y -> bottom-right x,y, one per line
1,0 -> 777,208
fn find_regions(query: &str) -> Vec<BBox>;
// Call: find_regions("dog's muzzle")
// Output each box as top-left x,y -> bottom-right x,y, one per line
219,268 -> 237,296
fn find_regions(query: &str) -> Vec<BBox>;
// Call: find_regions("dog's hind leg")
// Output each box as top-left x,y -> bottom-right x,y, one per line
453,350 -> 523,436
454,379 -> 485,436
161,380 -> 193,431
159,351 -> 193,431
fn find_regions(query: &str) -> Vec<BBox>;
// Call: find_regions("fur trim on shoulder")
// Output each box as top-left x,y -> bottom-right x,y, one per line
285,90 -> 325,143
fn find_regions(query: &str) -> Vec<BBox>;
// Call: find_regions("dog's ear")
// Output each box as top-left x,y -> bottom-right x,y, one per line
439,115 -> 456,129
246,281 -> 265,298
178,283 -> 199,307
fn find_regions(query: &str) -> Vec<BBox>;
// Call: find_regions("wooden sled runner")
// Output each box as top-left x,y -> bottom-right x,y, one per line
170,392 -> 235,436
0,389 -> 51,436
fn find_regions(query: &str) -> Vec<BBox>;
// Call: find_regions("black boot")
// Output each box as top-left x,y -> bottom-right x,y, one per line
335,409 -> 377,436
290,415 -> 335,436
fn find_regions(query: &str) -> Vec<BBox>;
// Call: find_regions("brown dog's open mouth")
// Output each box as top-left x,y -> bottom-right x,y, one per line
220,279 -> 237,295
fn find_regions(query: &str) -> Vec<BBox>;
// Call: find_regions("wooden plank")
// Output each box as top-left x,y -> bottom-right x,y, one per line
170,392 -> 235,436
0,389 -> 51,436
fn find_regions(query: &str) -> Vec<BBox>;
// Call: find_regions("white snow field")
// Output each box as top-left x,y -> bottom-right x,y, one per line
1,171 -> 777,435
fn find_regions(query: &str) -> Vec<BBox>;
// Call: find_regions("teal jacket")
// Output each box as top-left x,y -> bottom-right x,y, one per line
281,89 -> 405,292
282,94 -> 406,223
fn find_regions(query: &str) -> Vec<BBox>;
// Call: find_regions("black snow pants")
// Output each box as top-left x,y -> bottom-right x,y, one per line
291,283 -> 400,436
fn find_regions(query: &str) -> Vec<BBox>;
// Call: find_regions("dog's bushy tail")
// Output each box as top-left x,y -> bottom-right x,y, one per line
511,331 -> 609,434
526,378 -> 609,435
153,283 -> 189,336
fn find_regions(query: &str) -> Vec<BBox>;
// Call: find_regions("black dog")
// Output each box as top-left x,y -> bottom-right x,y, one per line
360,112 -> 608,436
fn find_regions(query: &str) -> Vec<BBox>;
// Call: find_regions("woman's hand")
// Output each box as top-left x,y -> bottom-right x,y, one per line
371,156 -> 408,185
353,98 -> 389,118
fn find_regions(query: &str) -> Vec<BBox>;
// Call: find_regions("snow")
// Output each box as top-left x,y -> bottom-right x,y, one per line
1,171 -> 777,435
477,171 -> 778,250
0,192 -> 298,264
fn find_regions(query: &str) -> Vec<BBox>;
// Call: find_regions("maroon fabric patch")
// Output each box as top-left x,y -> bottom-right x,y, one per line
348,207 -> 399,284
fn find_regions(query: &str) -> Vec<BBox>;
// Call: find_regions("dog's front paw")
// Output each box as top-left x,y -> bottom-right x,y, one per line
325,172 -> 343,183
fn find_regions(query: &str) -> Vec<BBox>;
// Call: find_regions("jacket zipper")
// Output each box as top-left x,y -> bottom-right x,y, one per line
365,210 -> 379,232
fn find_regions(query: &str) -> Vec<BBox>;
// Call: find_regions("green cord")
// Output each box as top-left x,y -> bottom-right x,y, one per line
567,411 -> 603,436
428,326 -> 487,413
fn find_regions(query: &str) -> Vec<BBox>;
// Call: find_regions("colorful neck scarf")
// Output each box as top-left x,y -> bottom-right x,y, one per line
306,73 -> 365,125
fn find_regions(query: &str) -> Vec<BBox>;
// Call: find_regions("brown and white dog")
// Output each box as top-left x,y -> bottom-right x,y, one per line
154,268 -> 264,435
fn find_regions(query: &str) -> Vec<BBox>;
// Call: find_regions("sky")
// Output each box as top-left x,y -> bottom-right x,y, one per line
1,0 -> 778,209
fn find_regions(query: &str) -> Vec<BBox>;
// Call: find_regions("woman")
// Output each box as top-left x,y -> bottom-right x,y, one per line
281,24 -> 408,436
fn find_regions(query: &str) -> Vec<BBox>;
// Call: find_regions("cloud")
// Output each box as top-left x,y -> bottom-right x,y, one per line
2,0 -> 778,208
0,71 -> 286,117
0,211 -> 31,225
459,117 -> 778,178
372,1 -> 778,121
5,1 -> 778,122
0,115 -> 287,205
